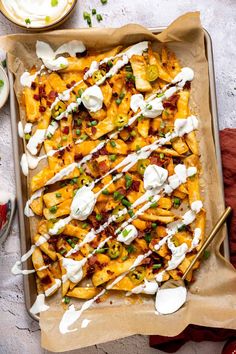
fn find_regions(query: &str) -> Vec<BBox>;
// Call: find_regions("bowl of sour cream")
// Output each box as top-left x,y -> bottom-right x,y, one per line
0,65 -> 9,109
0,0 -> 77,31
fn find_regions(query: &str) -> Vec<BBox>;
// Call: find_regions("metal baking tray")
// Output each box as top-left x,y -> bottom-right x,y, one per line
8,27 -> 229,322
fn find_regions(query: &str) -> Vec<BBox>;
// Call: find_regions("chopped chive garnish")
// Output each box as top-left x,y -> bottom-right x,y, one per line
146,104 -> 152,110
157,93 -> 164,98
107,60 -> 113,67
56,193 -> 61,198
130,130 -> 136,137
144,233 -> 151,243
127,244 -> 135,253
122,199 -> 132,208
51,0 -> 58,6
110,140 -> 116,148
95,248 -> 108,254
24,133 -> 31,141
122,229 -> 132,237
109,154 -> 117,162
115,98 -> 122,105
173,197 -> 181,206
63,296 -> 70,304
78,88 -> 84,97
80,133 -> 88,141
96,14 -> 103,22
25,18 -> 31,24
101,0 -> 107,4
83,11 -> 91,20
128,209 -> 134,217
96,214 -> 102,221
70,177 -> 78,185
82,223 -> 88,229
0,80 -> 4,88
151,223 -> 157,229
45,16 -> 50,23
153,264 -> 162,269
113,191 -> 124,201
203,250 -> 211,260
92,8 -> 97,15
76,129 -> 81,135
178,225 -> 187,232
160,152 -> 165,159
88,120 -> 97,126
59,249 -> 66,255
49,205 -> 57,213
150,202 -> 157,208
125,174 -> 132,189
62,136 -> 67,141
77,118 -> 82,126
102,188 -> 109,195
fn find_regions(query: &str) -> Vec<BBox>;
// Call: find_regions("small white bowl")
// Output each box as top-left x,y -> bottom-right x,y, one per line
0,65 -> 9,109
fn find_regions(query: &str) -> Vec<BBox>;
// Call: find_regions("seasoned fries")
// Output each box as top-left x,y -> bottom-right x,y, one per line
15,39 -> 205,326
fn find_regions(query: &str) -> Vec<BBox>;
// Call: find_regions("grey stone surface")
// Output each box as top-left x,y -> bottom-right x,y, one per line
0,0 -> 235,353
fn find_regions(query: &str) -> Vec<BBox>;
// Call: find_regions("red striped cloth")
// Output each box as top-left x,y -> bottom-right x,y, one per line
150,129 -> 236,353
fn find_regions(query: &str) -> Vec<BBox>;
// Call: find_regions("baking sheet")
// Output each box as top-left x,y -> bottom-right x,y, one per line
2,12 -> 236,351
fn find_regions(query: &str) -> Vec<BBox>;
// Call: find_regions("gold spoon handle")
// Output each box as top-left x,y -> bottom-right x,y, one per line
182,206 -> 232,280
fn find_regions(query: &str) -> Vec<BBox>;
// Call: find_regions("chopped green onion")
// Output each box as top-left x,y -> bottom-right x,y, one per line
56,193 -> 61,198
62,136 -> 67,141
59,249 -> 66,255
24,133 -> 31,141
110,140 -> 116,147
178,225 -> 187,232
96,14 -> 103,22
122,199 -> 132,208
101,0 -> 107,4
102,189 -> 109,195
80,133 -> 88,141
49,205 -> 57,214
25,18 -> 31,24
76,129 -> 81,135
122,229 -> 132,237
109,154 -> 117,162
121,255 -> 129,261
63,296 -> 70,304
173,197 -> 181,206
127,244 -> 135,253
128,209 -> 134,217
0,80 -> 4,88
157,93 -> 164,98
70,177 -> 78,185
96,214 -> 102,221
151,223 -> 157,229
95,248 -> 108,254
82,223 -> 88,229
126,73 -> 135,81
83,11 -> 91,20
115,98 -> 122,105
77,118 -> 82,126
92,8 -> 97,15
45,16 -> 50,23
125,174 -> 132,189
78,88 -> 84,97
78,167 -> 84,174
130,130 -> 136,137
203,250 -> 211,260
88,120 -> 98,126
160,152 -> 165,159
119,92 -> 125,99
51,0 -> 58,6
107,60 -> 113,67
150,201 -> 157,208
144,233 -> 152,243
113,191 -> 124,201
153,264 -> 162,269
146,104 -> 152,110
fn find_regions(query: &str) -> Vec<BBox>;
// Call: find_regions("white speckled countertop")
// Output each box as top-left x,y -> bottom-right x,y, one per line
0,1 -> 235,353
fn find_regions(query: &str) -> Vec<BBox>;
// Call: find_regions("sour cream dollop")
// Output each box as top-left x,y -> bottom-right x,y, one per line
81,86 -> 104,112
62,257 -> 87,283
70,186 -> 96,220
172,67 -> 194,87
144,165 -> 168,190
155,286 -> 187,315
117,224 -> 138,245
130,94 -> 163,118
130,279 -> 158,295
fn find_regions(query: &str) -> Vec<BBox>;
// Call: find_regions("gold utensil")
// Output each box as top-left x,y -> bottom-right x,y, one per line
161,206 -> 232,290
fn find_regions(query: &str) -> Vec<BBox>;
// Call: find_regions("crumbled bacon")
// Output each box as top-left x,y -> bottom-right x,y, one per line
141,257 -> 152,265
137,230 -> 145,239
31,82 -> 37,90
130,180 -> 140,192
150,156 -> 162,166
99,147 -> 108,155
163,93 -> 179,110
66,83 -> 72,89
62,126 -> 69,135
74,153 -> 83,162
33,94 -> 40,101
183,81 -> 191,90
88,255 -> 98,266
71,80 -> 76,86
48,90 -> 58,100
91,126 -> 97,135
39,105 -> 46,113
41,275 -> 51,285
98,160 -> 109,173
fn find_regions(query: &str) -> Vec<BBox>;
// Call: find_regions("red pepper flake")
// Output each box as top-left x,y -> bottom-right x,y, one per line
31,82 -> 37,90
39,105 -> 46,113
33,94 -> 40,101
91,126 -> 97,135
62,126 -> 69,135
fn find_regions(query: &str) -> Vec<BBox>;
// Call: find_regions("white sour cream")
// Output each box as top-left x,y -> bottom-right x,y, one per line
20,154 -> 29,176
62,257 -> 87,284
18,122 -> 24,138
187,166 -> 197,177
130,279 -> 158,295
30,294 -> 49,315
81,86 -> 103,112
155,286 -> 187,315
54,40 -> 86,57
45,278 -> 61,297
172,67 -> 194,88
144,165 -> 168,190
130,93 -> 163,118
190,228 -> 201,251
130,94 -> 144,112
70,186 -> 96,221
26,129 -> 46,155
191,200 -> 203,214
2,0 -> 73,28
174,115 -> 198,137
117,224 -> 138,245
49,215 -> 72,235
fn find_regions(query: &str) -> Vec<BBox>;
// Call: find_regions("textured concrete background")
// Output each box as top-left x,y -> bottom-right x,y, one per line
0,0 -> 235,353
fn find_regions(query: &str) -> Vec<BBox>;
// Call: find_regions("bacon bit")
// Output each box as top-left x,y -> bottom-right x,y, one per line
177,271 -> 183,277
137,230 -> 145,239
66,83 -> 71,89
126,80 -> 135,89
163,94 -> 179,110
88,255 -> 98,266
98,160 -> 109,173
71,80 -> 76,86
74,154 -> 83,162
83,67 -> 89,75
117,187 -> 126,197
41,275 -> 52,285
39,105 -> 46,113
91,126 -> 97,135
99,147 -> 108,155
46,100 -> 52,107
141,257 -> 152,265
47,236 -> 58,244
130,180 -> 140,192
38,85 -> 46,95
183,81 -> 191,90
31,82 -> 37,90
95,297 -> 102,304
48,90 -> 58,100
106,225 -> 115,236
107,270 -> 114,276
33,94 -> 40,101
112,92 -> 118,98
77,49 -> 87,58
65,144 -> 72,152
62,126 -> 69,135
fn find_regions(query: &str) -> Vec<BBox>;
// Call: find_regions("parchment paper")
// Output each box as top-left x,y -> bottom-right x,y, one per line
1,12 -> 236,352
